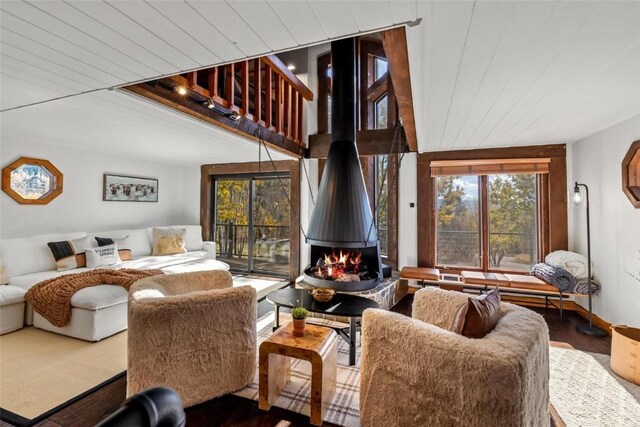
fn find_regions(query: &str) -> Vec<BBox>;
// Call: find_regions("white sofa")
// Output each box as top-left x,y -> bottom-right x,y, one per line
1,225 -> 228,341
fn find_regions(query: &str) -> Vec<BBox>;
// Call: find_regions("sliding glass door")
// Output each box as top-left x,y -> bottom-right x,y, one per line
214,174 -> 290,277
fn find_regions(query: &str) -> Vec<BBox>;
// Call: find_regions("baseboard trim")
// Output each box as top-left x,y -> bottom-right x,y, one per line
568,301 -> 612,335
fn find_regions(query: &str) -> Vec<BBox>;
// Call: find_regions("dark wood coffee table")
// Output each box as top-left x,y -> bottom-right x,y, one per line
266,288 -> 380,365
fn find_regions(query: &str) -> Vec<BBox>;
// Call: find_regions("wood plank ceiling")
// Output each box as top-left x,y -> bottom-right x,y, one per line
1,1 -> 639,159
0,0 -> 418,111
410,1 -> 640,152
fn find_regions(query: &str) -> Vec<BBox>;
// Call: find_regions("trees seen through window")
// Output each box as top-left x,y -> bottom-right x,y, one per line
435,174 -> 538,271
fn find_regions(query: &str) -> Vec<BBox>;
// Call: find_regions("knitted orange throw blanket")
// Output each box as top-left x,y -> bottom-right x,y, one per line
26,269 -> 164,327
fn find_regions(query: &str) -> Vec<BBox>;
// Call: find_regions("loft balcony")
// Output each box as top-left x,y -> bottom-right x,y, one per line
124,55 -> 313,157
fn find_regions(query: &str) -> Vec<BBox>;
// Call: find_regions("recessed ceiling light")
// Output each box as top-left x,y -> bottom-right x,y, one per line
287,64 -> 296,71
176,85 -> 187,96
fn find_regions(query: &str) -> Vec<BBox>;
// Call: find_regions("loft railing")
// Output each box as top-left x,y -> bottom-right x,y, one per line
170,55 -> 312,147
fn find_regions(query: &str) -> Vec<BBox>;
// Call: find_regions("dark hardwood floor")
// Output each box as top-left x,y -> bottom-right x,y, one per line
1,295 -> 611,427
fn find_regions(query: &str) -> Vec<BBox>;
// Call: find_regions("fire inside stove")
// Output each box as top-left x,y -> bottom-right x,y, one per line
309,250 -> 375,282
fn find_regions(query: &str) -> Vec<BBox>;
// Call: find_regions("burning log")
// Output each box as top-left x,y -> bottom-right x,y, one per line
310,250 -> 369,282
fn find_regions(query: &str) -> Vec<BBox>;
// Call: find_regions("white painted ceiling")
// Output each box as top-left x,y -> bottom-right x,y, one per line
1,0 -> 639,160
409,0 -> 640,152
0,89 -> 293,165
0,0 -> 417,110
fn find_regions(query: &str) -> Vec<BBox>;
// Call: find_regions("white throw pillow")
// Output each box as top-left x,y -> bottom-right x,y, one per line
85,244 -> 122,268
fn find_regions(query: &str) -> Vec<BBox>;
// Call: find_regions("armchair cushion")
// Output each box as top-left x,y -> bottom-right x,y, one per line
411,287 -> 470,328
127,270 -> 256,408
361,292 -> 549,427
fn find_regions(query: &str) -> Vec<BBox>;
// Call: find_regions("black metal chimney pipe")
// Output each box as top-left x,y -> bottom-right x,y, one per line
306,38 -> 378,248
330,39 -> 356,143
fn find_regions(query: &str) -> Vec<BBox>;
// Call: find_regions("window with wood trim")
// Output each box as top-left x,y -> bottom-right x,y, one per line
435,173 -> 540,272
417,146 -> 568,274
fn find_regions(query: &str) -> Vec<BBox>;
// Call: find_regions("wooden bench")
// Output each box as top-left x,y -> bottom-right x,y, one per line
400,267 -> 580,323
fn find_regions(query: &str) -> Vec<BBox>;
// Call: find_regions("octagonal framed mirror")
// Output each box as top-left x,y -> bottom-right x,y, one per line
2,157 -> 63,205
622,140 -> 640,208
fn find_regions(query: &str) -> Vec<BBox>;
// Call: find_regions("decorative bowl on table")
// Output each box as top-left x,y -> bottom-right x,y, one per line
309,288 -> 336,302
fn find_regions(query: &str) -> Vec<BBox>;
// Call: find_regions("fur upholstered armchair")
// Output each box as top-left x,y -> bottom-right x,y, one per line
360,287 -> 549,427
127,270 -> 257,407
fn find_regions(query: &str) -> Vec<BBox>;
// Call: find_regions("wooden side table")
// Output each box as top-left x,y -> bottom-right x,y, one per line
259,322 -> 338,426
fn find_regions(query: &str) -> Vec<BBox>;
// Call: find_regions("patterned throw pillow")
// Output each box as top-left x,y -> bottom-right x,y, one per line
47,236 -> 93,271
152,228 -> 187,256
95,236 -> 133,261
85,244 -> 122,268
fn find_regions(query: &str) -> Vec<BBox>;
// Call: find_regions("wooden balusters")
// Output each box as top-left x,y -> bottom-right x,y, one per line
283,82 -> 291,139
240,61 -> 249,116
291,87 -> 298,142
208,68 -> 219,101
297,92 -> 304,143
253,58 -> 262,124
225,63 -> 235,110
265,66 -> 273,129
167,55 -> 311,147
275,74 -> 282,135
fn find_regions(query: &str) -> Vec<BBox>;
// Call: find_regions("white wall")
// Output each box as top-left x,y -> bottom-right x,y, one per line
1,136 -> 191,239
181,165 -> 201,226
569,115 -> 640,327
398,153 -> 418,269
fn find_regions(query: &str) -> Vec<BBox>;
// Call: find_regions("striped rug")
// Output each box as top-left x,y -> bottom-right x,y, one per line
233,313 -> 361,427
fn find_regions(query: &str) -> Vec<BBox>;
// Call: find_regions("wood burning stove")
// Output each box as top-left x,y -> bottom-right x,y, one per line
304,38 -> 387,291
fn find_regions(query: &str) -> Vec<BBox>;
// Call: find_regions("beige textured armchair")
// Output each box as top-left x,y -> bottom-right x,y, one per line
127,270 -> 256,407
360,287 -> 549,427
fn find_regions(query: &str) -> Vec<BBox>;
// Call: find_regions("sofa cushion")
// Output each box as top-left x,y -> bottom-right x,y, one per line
451,287 -> 501,339
70,285 -> 129,310
148,225 -> 203,252
0,285 -> 26,306
47,236 -> 93,271
1,232 -> 87,278
152,228 -> 187,256
8,269 -> 90,292
95,236 -> 133,261
89,229 -> 151,258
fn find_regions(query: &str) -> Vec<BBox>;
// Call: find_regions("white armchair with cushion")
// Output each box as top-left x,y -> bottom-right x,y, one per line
127,270 -> 256,407
360,287 -> 550,427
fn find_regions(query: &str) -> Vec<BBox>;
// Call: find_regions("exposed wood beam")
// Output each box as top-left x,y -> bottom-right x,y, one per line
308,128 -> 407,158
382,26 -> 418,152
124,80 -> 304,158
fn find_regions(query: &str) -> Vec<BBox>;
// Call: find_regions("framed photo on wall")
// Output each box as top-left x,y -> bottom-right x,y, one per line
103,174 -> 158,202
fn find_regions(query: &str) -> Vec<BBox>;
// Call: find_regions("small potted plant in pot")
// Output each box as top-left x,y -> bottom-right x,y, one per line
291,306 -> 309,337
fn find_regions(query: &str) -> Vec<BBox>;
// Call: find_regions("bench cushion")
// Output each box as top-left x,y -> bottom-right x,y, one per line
504,274 -> 559,293
461,271 -> 510,287
400,267 -> 440,281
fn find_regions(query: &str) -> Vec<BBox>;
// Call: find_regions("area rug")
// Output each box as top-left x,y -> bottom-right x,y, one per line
233,313 -> 361,427
549,346 -> 640,426
0,327 -> 127,426
238,314 -> 640,427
